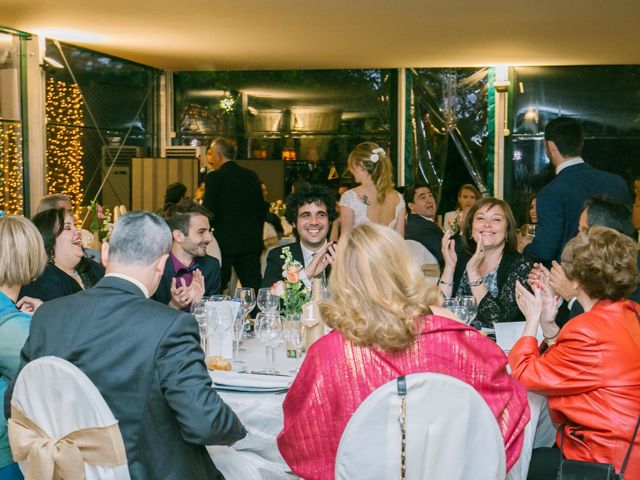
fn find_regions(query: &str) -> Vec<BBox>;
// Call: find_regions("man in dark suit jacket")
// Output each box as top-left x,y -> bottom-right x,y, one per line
153,200 -> 220,310
403,182 -> 445,270
523,117 -> 629,264
204,137 -> 265,294
262,185 -> 337,289
5,212 -> 245,479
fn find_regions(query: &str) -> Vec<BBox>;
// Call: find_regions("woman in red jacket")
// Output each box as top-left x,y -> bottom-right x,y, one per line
509,226 -> 640,479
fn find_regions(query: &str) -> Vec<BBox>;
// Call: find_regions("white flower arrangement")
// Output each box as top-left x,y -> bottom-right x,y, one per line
369,147 -> 385,163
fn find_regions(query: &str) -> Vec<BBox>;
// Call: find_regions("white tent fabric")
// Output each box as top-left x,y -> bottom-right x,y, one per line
335,372 -> 506,480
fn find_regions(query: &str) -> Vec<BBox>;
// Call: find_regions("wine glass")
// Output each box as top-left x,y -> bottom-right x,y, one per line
255,312 -> 284,374
457,295 -> 477,325
257,288 -> 280,313
236,287 -> 256,318
192,305 -> 207,352
232,306 -> 246,361
442,297 -> 459,310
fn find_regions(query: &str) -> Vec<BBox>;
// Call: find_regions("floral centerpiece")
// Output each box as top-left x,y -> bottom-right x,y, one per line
270,200 -> 286,218
270,246 -> 309,317
88,201 -> 114,242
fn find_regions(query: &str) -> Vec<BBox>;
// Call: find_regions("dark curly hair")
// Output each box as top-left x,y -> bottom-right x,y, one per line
285,184 -> 337,227
31,207 -> 66,260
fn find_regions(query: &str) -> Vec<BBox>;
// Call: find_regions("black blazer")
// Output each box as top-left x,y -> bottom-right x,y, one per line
405,214 -> 445,270
152,254 -> 221,305
19,258 -> 105,302
524,162 -> 629,264
452,249 -> 532,328
203,161 -> 265,254
262,243 -> 305,289
6,276 -> 246,479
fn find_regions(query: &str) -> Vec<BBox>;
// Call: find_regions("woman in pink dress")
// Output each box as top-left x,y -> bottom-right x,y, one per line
277,223 -> 530,479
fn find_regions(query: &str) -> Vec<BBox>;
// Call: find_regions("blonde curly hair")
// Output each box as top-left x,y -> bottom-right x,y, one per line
319,223 -> 439,351
348,142 -> 394,204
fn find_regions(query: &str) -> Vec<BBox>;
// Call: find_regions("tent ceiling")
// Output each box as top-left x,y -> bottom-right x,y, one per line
2,0 -> 640,70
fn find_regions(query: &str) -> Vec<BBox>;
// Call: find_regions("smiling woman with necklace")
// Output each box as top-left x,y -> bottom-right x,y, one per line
439,197 -> 533,329
19,207 -> 105,303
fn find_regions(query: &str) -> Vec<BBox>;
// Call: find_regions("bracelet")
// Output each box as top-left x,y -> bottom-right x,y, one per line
438,279 -> 454,287
543,330 -> 560,342
469,278 -> 484,287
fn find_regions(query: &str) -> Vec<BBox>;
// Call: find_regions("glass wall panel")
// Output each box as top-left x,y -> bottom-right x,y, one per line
174,70 -> 392,197
509,66 -> 640,223
44,40 -> 160,214
409,68 -> 489,216
0,31 -> 23,214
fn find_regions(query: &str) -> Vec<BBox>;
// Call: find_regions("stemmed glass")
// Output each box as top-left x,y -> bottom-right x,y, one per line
457,295 -> 478,325
232,306 -> 246,361
255,312 -> 284,374
205,303 -> 234,364
257,288 -> 280,313
191,297 -> 210,352
235,287 -> 256,336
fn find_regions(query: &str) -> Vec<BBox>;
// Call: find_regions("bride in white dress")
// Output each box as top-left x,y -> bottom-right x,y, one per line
339,142 -> 406,237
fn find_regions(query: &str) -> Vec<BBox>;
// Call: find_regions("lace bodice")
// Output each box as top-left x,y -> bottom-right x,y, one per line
339,189 -> 405,229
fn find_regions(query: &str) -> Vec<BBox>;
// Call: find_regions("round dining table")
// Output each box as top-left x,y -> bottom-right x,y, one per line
207,335 -> 555,480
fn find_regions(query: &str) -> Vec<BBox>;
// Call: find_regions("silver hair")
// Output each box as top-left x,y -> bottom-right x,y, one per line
36,194 -> 71,213
108,211 -> 172,265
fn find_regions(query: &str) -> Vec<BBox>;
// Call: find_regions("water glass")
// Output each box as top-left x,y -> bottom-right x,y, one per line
236,287 -> 256,318
284,319 -> 305,371
192,306 -> 207,352
255,312 -> 284,374
257,288 -> 280,313
457,295 -> 478,325
205,303 -> 234,361
232,307 -> 246,359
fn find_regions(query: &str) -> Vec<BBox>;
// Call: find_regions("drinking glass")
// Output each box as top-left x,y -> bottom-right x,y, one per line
442,297 -> 459,310
205,303 -> 234,367
236,287 -> 256,318
257,288 -> 280,313
284,319 -> 305,372
192,306 -> 207,352
457,295 -> 478,325
232,307 -> 246,360
255,312 -> 284,374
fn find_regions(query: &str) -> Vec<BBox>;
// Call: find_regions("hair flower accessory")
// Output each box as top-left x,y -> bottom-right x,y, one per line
369,147 -> 385,163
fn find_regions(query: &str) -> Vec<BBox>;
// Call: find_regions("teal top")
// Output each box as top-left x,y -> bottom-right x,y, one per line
0,291 -> 30,469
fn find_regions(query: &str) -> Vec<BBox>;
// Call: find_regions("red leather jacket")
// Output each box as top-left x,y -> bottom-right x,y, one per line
509,299 -> 640,478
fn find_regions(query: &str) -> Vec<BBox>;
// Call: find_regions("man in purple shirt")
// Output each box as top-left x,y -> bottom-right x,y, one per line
153,200 -> 221,310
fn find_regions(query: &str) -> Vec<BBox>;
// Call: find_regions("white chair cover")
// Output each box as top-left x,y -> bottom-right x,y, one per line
405,239 -> 440,284
335,372 -> 506,480
11,356 -> 130,480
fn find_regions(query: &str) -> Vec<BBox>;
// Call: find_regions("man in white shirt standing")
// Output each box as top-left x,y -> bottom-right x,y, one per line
262,185 -> 337,289
404,182 -> 445,269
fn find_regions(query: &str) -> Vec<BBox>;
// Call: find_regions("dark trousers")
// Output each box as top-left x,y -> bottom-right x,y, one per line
221,250 -> 262,295
528,446 -> 561,480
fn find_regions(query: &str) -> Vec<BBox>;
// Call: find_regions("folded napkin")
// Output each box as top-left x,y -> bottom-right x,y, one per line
210,371 -> 291,389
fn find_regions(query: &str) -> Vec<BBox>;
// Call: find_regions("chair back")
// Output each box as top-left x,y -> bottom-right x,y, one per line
9,356 -> 130,480
405,239 -> 440,284
335,372 -> 506,480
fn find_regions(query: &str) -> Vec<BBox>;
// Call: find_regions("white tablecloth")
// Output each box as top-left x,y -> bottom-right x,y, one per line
208,337 -> 298,479
208,338 -> 556,480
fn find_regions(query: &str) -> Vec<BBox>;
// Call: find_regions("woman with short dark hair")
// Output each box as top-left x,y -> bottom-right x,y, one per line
510,226 -> 640,479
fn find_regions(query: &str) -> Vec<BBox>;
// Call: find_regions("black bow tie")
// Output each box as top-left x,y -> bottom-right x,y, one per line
175,263 -> 200,277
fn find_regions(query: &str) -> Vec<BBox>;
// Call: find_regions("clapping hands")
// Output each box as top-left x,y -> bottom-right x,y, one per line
170,269 -> 206,310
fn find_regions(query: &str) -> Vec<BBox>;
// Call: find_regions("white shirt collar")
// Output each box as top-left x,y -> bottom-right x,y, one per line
556,156 -> 584,175
105,273 -> 150,298
418,214 -> 435,222
300,241 -> 327,267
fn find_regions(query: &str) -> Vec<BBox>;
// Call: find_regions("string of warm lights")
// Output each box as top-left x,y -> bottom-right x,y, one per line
0,121 -> 24,215
45,77 -> 85,212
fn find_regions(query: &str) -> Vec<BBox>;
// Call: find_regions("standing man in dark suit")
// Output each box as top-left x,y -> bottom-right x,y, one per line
522,116 -> 629,264
204,137 -> 265,294
5,212 -> 245,479
262,185 -> 337,289
153,199 -> 221,310
404,182 -> 445,270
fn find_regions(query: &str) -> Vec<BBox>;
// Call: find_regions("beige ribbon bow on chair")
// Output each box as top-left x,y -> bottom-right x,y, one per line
8,405 -> 127,480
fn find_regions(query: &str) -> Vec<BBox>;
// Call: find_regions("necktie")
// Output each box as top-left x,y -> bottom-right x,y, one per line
175,262 -> 200,277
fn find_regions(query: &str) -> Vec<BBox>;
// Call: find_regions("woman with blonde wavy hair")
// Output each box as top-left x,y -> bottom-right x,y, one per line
277,223 -> 530,480
339,142 -> 406,236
